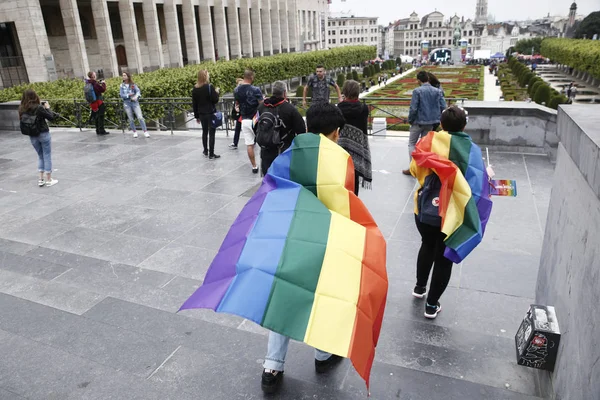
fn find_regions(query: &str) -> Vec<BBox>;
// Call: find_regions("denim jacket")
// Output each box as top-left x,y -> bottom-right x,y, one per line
408,83 -> 447,125
120,83 -> 141,105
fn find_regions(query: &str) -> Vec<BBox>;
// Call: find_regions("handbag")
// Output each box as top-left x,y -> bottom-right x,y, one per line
208,84 -> 223,128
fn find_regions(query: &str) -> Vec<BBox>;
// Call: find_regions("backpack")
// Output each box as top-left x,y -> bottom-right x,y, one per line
417,172 -> 442,226
20,109 -> 41,137
84,82 -> 97,103
255,106 -> 286,149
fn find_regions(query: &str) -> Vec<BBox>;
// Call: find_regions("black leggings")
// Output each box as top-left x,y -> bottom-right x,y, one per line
354,171 -> 359,196
414,214 -> 453,305
199,114 -> 216,155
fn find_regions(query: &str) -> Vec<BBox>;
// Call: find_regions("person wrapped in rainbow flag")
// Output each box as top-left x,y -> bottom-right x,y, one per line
180,103 -> 388,394
410,105 -> 493,318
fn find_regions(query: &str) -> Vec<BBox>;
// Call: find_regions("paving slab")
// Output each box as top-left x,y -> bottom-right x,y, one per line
0,128 -> 554,399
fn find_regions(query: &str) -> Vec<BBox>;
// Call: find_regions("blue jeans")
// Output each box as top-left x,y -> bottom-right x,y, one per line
124,102 -> 147,132
408,124 -> 434,159
30,131 -> 52,173
263,331 -> 331,371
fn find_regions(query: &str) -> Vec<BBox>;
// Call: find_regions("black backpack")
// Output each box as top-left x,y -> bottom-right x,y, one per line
20,109 -> 41,137
255,106 -> 286,149
417,173 -> 442,226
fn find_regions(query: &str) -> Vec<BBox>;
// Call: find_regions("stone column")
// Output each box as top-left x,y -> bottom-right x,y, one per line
164,0 -> 183,67
142,0 -> 164,70
227,5 -> 242,59
212,0 -> 229,60
59,0 -> 90,78
197,1 -> 215,61
287,0 -> 298,52
270,0 -> 281,54
91,0 -> 118,77
181,0 -> 201,64
238,0 -> 253,57
278,0 -> 289,53
260,0 -> 273,56
13,0 -> 53,83
118,0 -> 144,74
251,0 -> 263,57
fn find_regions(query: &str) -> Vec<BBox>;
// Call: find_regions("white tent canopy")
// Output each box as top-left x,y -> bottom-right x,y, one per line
473,50 -> 492,60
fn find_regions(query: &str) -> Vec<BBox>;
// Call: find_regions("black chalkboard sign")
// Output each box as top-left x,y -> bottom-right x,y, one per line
515,304 -> 561,371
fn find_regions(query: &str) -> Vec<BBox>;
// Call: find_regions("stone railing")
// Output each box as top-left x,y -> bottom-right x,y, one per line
534,105 -> 600,400
0,101 -> 20,132
463,101 -> 559,159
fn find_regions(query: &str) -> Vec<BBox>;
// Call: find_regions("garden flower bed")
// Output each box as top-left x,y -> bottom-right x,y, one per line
365,65 -> 484,130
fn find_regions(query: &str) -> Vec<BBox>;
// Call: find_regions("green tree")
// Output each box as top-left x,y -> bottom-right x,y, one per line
352,70 -> 359,80
368,64 -> 375,76
575,11 -> 600,39
363,66 -> 371,77
337,73 -> 346,87
396,57 -> 401,65
374,63 -> 381,73
514,37 -> 544,55
346,72 -> 353,80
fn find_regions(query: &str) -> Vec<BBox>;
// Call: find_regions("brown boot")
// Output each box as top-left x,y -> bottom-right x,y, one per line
402,169 -> 412,176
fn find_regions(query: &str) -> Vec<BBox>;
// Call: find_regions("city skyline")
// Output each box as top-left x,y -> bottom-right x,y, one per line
329,0 -> 597,25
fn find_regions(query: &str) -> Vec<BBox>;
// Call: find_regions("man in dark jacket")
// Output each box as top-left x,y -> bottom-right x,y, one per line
86,71 -> 109,135
257,81 -> 306,176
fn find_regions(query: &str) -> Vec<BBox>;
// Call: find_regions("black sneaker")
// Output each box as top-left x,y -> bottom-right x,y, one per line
209,154 -> 221,160
261,369 -> 283,394
424,302 -> 442,319
412,285 -> 427,299
203,150 -> 208,157
252,167 -> 259,174
315,354 -> 343,374
97,131 -> 110,136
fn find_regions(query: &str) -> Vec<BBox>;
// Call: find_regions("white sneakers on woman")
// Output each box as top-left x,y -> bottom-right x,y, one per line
132,131 -> 150,138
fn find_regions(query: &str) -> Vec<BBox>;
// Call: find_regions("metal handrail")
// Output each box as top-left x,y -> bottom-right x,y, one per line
42,96 -> 470,136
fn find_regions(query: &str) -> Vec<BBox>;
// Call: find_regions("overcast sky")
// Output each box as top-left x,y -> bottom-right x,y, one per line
329,0 -> 598,26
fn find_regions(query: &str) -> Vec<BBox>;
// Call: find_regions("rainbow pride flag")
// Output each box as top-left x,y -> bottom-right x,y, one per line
410,131 -> 493,263
180,133 -> 388,388
490,179 -> 517,197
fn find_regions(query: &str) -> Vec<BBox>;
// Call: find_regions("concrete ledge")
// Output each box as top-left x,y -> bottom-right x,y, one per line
556,105 -> 600,201
535,105 -> 600,400
0,101 -> 20,132
463,101 -> 558,159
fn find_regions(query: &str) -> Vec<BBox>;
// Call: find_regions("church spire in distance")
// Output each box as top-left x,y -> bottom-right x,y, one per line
475,0 -> 488,24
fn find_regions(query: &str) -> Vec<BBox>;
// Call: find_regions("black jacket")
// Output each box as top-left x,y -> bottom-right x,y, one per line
257,97 -> 306,151
192,84 -> 219,118
23,105 -> 58,134
337,100 -> 369,136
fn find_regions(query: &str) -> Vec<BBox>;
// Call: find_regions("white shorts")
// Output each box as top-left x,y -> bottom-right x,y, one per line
241,119 -> 255,146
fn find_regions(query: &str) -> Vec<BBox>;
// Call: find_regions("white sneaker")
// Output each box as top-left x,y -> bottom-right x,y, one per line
45,179 -> 58,187
133,132 -> 138,138
38,179 -> 45,187
144,131 -> 150,138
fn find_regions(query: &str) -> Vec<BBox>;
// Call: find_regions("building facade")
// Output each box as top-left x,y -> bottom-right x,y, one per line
392,11 -> 482,58
377,25 -> 394,58
326,13 -> 378,49
0,0 -> 328,88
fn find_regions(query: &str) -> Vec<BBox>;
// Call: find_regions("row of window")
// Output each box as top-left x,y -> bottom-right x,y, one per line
400,38 -> 474,47
327,19 -> 377,27
328,37 -> 377,44
327,28 -> 377,35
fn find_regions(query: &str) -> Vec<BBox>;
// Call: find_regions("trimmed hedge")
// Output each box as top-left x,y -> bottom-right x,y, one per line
530,81 -> 543,100
363,66 -> 372,77
534,84 -> 551,105
541,38 -> 600,80
352,70 -> 359,81
0,46 -> 376,122
337,74 -> 346,87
